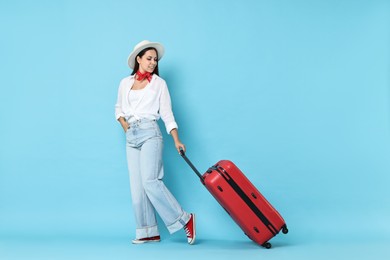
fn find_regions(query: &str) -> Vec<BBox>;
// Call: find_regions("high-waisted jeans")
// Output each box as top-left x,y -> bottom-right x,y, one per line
125,119 -> 190,239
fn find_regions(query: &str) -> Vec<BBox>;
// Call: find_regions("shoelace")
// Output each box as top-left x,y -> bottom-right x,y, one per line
184,225 -> 192,237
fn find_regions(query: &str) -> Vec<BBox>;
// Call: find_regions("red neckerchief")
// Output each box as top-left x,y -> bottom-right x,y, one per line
136,70 -> 152,82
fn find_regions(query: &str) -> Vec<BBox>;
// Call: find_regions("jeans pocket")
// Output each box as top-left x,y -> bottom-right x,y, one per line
126,130 -> 136,145
153,123 -> 162,137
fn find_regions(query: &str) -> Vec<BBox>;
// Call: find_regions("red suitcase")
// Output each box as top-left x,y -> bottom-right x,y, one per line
180,150 -> 288,248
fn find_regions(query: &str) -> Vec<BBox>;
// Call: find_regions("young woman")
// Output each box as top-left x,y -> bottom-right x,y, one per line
115,40 -> 196,245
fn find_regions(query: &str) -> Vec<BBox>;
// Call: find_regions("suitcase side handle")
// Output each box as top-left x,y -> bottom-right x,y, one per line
179,149 -> 204,183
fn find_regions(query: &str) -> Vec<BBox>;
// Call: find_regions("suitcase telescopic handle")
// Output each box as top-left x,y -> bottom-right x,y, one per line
179,149 -> 204,182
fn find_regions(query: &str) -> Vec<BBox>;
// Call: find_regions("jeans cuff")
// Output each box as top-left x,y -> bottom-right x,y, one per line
136,225 -> 159,239
166,212 -> 191,234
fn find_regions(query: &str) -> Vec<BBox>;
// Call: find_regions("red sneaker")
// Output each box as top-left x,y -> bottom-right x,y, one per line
184,214 -> 196,245
132,235 -> 161,244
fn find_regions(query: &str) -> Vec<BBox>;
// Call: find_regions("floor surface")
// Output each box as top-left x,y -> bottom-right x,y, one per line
1,233 -> 389,260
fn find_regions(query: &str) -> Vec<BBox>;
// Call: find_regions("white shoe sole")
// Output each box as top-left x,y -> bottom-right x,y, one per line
132,239 -> 161,244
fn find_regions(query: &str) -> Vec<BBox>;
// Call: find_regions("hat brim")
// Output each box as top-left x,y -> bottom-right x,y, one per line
127,42 -> 165,69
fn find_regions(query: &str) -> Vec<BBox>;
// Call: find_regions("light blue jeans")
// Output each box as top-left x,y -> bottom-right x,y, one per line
125,119 -> 190,239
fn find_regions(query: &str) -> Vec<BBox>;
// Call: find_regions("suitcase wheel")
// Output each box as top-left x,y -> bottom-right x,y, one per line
282,225 -> 289,234
262,242 -> 272,249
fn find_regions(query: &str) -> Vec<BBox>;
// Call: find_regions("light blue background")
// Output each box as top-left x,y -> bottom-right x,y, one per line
1,0 -> 389,259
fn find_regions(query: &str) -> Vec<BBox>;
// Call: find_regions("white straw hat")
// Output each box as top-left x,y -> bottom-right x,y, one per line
127,40 -> 165,69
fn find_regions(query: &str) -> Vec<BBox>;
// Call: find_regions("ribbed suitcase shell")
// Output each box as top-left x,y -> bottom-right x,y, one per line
203,160 -> 288,248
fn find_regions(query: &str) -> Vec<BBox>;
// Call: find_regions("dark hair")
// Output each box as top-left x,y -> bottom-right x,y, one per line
131,47 -> 160,76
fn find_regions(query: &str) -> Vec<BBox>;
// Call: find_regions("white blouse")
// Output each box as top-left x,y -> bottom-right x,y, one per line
128,88 -> 146,107
115,74 -> 178,134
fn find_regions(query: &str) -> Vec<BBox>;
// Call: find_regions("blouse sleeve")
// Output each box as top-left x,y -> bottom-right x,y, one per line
159,81 -> 178,134
115,81 -> 125,120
